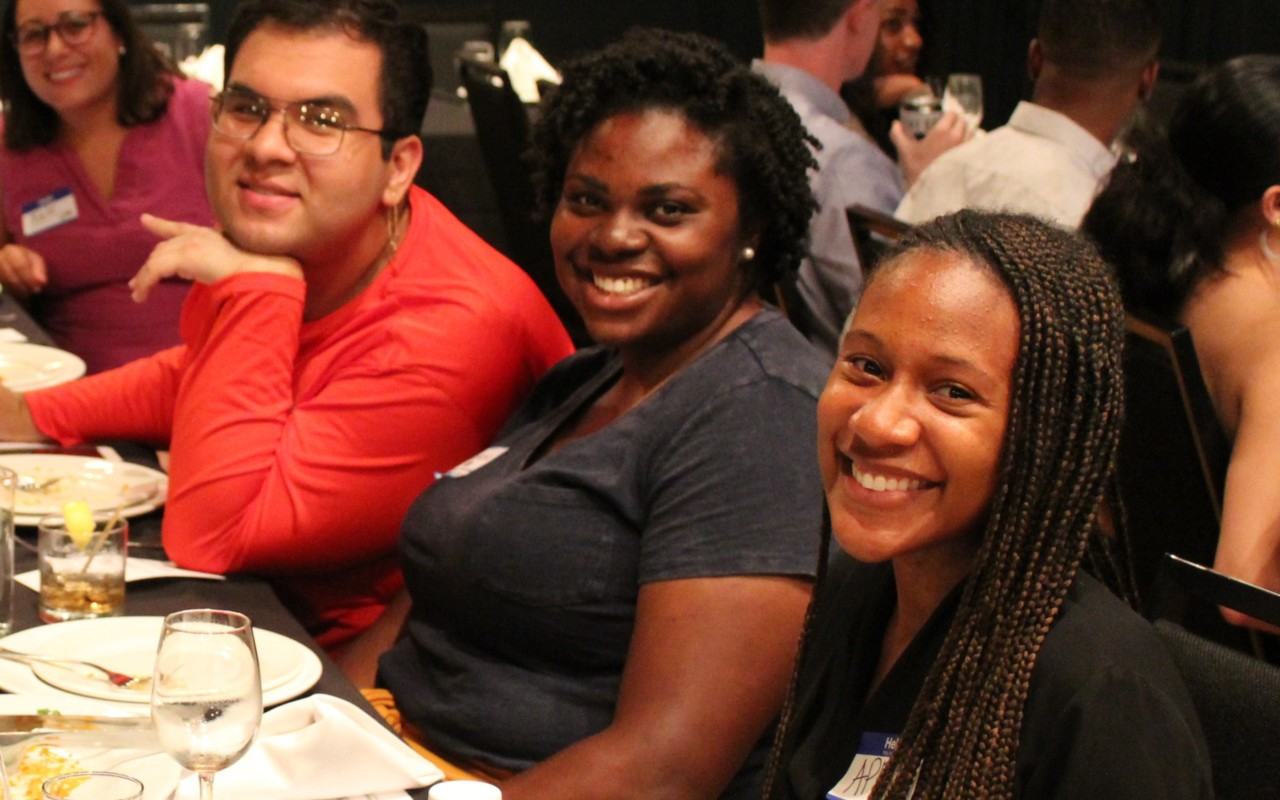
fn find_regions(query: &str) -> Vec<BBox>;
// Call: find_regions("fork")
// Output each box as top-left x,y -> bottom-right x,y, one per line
0,647 -> 151,690
15,475 -> 63,493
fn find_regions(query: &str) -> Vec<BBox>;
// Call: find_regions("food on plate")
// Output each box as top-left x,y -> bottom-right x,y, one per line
6,743 -> 83,800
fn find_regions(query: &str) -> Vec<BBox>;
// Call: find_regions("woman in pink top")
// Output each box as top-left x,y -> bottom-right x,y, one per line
0,0 -> 213,373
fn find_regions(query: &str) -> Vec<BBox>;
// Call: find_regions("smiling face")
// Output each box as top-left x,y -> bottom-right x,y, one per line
550,109 -> 755,365
872,0 -> 922,77
818,249 -> 1019,572
14,0 -> 120,120
206,22 -> 406,271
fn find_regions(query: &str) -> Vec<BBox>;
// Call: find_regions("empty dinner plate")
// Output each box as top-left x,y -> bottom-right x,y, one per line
0,343 -> 86,393
0,454 -> 169,525
0,616 -> 322,708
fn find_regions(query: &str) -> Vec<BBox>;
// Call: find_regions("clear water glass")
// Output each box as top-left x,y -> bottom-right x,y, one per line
151,609 -> 262,800
944,73 -> 984,132
41,771 -> 144,799
0,467 -> 14,638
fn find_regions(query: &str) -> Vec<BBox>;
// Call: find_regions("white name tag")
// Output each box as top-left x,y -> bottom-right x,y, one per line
438,446 -> 509,479
20,188 -> 78,236
827,732 -> 899,800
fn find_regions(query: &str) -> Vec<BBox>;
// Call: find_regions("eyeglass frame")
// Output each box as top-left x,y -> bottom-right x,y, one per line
209,88 -> 406,157
9,10 -> 102,56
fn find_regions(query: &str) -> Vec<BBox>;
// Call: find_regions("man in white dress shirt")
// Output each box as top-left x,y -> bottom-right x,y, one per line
896,0 -> 1161,229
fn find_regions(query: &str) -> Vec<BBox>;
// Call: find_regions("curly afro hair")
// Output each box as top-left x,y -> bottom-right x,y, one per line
528,27 -> 818,292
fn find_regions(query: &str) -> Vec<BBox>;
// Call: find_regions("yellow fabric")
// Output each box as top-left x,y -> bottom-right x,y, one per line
361,688 -> 490,783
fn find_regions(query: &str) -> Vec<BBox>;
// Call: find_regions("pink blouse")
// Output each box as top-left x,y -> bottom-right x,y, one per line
0,77 -> 215,373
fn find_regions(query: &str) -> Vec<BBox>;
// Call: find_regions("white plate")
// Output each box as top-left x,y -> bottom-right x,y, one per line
0,693 -> 141,717
0,454 -> 168,525
0,694 -> 158,800
0,343 -> 85,393
0,617 -> 321,709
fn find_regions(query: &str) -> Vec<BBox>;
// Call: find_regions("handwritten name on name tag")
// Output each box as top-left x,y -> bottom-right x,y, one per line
827,732 -> 900,800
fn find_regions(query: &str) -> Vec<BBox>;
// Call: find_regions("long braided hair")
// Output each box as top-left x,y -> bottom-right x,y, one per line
765,211 -> 1128,800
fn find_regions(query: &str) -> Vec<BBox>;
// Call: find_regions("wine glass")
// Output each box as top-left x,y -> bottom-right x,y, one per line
151,610 -> 262,800
944,73 -> 984,133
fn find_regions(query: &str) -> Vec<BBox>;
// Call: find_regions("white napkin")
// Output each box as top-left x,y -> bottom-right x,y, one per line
178,44 -> 225,90
124,694 -> 444,800
0,328 -> 28,343
15,558 -> 224,591
498,37 -> 559,103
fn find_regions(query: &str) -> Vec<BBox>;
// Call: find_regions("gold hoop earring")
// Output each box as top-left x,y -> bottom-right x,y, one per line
1260,224 -> 1280,265
386,202 -> 406,252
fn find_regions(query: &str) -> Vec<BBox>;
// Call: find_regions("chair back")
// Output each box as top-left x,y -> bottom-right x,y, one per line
399,4 -> 494,97
1153,554 -> 1280,629
457,58 -> 588,345
1153,556 -> 1280,798
132,2 -> 209,63
845,204 -> 911,279
1117,314 -> 1229,609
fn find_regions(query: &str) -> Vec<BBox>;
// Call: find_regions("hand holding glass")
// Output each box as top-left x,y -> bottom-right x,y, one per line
151,610 -> 262,800
899,86 -> 944,139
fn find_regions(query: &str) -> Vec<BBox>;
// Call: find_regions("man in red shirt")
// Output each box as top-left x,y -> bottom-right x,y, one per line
0,0 -> 573,653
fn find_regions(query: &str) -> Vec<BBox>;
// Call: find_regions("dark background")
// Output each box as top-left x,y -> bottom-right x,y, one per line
131,0 -> 1280,131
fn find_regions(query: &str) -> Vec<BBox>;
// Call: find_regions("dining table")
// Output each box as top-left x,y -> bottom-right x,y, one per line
6,482 -> 441,799
0,291 -> 53,348
0,291 -> 442,799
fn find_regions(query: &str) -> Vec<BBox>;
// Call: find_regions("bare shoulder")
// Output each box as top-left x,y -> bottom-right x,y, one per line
1182,266 -> 1280,434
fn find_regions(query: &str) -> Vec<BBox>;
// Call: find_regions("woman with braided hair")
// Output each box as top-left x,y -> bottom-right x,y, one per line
377,27 -> 829,799
765,211 -> 1212,800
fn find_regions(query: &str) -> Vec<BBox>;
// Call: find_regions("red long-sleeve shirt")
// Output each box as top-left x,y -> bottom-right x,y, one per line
27,187 -> 573,649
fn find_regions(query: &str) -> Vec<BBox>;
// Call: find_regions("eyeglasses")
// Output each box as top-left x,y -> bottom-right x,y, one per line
210,89 -> 399,157
10,10 -> 101,56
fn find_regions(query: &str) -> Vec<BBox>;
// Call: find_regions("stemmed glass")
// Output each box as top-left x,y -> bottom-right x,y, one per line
944,73 -> 984,133
151,610 -> 262,800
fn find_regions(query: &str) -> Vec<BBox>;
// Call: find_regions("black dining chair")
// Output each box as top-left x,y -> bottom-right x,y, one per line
845,203 -> 911,279
457,57 -> 589,346
1151,554 -> 1280,799
1152,553 -> 1280,631
1116,314 -> 1230,616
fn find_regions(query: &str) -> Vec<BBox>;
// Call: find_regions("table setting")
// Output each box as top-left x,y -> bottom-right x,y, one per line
0,560 -> 446,800
0,440 -> 448,798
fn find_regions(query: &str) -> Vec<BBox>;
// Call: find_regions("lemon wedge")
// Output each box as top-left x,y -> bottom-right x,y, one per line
61,501 -> 96,551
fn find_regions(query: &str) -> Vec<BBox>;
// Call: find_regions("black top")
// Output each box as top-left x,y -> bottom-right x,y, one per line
771,554 -> 1214,800
381,309 -> 828,797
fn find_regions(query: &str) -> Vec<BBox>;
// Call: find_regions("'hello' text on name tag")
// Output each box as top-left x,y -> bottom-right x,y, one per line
828,732 -> 900,800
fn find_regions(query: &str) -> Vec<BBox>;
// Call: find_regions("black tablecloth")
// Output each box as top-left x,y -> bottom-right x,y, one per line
0,292 -> 53,347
